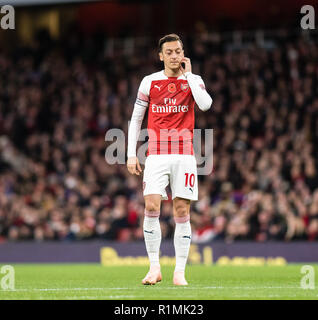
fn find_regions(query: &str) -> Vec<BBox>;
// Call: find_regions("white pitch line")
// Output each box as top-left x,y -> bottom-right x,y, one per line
200,286 -> 301,289
0,286 -> 306,293
64,295 -> 136,299
0,288 -> 129,292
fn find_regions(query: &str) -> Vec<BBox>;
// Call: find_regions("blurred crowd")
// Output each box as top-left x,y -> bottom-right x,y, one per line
0,29 -> 318,243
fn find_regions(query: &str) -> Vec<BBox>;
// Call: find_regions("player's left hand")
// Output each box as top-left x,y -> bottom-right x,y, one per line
180,57 -> 192,74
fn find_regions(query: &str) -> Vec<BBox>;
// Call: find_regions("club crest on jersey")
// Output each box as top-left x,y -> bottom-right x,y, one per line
181,83 -> 189,92
168,83 -> 176,93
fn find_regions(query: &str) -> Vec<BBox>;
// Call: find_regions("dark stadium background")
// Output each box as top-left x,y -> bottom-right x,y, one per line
1,0 -> 318,264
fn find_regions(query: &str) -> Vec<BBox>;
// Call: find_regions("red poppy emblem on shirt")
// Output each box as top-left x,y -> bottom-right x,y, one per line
168,83 -> 176,93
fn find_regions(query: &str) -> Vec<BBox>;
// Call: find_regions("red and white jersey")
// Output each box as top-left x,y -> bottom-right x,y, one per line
136,70 -> 203,155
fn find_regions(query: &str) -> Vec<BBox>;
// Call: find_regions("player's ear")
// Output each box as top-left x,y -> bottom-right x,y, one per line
159,52 -> 163,61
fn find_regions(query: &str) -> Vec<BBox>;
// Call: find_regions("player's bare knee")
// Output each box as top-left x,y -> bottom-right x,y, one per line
145,201 -> 160,213
174,205 -> 189,217
144,195 -> 161,213
173,198 -> 190,217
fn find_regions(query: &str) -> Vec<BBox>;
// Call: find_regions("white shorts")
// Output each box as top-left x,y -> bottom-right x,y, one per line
143,154 -> 198,201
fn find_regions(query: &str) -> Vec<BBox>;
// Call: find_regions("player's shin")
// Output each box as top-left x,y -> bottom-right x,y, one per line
173,215 -> 191,273
143,210 -> 161,268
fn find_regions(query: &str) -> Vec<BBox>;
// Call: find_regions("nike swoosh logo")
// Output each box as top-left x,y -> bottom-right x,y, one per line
182,236 -> 191,239
144,230 -> 154,234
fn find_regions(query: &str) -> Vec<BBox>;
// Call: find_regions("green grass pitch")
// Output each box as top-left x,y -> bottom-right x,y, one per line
0,264 -> 317,300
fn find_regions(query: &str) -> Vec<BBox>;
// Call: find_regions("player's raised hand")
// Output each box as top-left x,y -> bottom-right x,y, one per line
127,156 -> 142,176
180,57 -> 192,74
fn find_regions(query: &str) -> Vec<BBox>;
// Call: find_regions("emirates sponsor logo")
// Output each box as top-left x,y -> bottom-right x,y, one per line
151,104 -> 189,113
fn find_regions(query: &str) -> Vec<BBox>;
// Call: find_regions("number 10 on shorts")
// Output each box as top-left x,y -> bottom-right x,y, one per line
185,173 -> 195,187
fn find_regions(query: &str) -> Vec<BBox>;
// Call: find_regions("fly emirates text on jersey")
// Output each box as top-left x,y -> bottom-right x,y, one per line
151,97 -> 189,113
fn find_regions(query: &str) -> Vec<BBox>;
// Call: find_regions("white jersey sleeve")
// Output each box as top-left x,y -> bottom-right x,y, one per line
127,76 -> 150,158
185,72 -> 212,112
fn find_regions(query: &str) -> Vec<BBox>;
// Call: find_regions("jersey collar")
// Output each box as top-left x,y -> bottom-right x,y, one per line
162,70 -> 186,80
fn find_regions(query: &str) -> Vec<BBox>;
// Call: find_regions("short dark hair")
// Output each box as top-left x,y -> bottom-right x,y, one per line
158,33 -> 183,52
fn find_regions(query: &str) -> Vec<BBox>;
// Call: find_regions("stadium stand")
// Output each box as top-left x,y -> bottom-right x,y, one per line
0,28 -> 318,242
